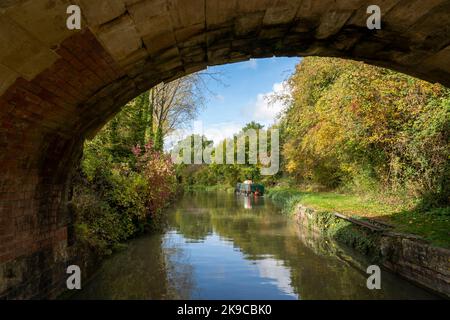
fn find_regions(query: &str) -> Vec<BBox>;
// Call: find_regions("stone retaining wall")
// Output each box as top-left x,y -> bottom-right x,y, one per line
294,204 -> 450,298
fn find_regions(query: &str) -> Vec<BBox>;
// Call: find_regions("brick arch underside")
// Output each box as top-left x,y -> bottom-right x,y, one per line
1,0 -> 450,299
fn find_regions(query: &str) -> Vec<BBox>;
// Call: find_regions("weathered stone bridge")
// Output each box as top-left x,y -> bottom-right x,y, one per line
0,0 -> 449,299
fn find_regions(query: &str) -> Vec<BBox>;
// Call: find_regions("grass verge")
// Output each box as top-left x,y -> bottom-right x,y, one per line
267,187 -> 450,248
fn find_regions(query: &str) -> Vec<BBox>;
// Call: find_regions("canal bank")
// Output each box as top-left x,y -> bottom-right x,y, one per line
292,204 -> 450,298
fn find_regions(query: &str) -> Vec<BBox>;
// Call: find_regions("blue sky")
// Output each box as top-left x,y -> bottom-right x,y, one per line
167,57 -> 300,147
169,58 -> 300,144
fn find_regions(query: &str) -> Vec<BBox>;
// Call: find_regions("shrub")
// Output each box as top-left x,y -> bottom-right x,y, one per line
72,140 -> 177,255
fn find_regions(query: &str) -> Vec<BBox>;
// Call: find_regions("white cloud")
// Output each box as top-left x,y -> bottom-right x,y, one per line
215,94 -> 225,102
164,81 -> 292,150
202,122 -> 243,145
165,121 -> 244,149
240,59 -> 258,70
254,257 -> 297,298
243,81 -> 290,126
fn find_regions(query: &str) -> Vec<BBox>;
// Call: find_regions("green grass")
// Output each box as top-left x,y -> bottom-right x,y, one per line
267,187 -> 450,248
391,207 -> 450,248
267,187 -> 401,217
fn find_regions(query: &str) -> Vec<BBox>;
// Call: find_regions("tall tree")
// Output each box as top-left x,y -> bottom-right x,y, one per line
152,73 -> 213,151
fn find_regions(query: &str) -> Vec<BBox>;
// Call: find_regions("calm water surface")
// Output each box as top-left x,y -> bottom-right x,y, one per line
72,192 -> 438,300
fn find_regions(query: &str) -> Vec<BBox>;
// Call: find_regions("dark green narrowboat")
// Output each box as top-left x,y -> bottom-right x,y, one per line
235,183 -> 265,196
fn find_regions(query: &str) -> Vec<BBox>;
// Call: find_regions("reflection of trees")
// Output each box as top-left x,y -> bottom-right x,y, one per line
73,192 -> 435,300
170,192 -> 432,300
162,233 -> 196,299
71,233 -> 195,300
171,209 -> 213,241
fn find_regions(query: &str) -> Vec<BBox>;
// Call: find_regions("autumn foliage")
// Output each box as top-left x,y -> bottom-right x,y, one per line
132,141 -> 177,215
280,57 -> 449,206
72,98 -> 177,254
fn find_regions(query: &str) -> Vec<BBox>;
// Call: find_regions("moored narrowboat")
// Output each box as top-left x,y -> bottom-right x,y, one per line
235,182 -> 265,196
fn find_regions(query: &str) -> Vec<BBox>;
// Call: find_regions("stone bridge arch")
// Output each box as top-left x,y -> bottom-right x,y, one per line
0,0 -> 449,299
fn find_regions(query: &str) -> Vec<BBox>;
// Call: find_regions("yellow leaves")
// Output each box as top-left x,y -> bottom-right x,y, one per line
285,160 -> 298,174
279,56 -> 450,194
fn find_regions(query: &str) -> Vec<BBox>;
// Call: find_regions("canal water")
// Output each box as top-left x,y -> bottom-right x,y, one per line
71,192 -> 437,300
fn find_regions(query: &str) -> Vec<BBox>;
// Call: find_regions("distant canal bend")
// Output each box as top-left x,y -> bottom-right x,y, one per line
71,192 -> 437,300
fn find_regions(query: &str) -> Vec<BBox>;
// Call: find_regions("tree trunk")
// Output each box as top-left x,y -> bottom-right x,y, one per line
148,88 -> 154,144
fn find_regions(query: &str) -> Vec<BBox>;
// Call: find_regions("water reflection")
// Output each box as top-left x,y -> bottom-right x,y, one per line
71,192 -> 437,300
70,233 -> 195,299
254,257 -> 298,298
